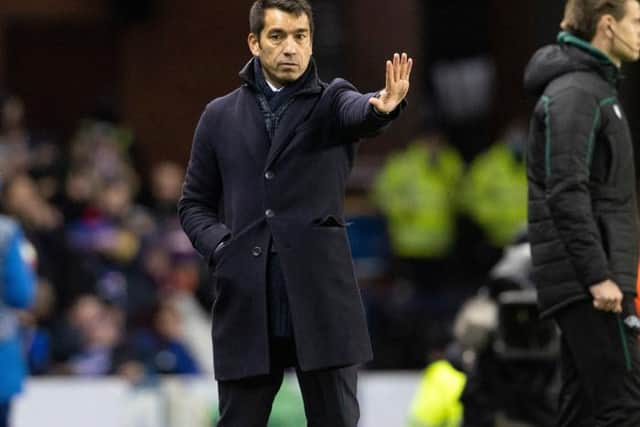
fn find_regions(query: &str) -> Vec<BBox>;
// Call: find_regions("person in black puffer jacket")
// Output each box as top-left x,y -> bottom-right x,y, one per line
524,0 -> 640,425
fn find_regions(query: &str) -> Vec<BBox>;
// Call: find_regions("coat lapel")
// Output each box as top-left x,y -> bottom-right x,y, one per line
237,88 -> 269,171
238,57 -> 323,171
264,92 -> 321,170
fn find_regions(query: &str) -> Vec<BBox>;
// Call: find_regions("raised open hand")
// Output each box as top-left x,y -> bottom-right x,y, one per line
369,52 -> 413,114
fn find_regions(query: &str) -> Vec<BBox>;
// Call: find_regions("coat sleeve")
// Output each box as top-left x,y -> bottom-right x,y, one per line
178,105 -> 230,264
543,87 -> 610,288
3,227 -> 35,309
330,79 -> 406,139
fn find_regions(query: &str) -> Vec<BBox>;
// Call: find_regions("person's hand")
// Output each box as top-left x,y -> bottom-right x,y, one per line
211,236 -> 230,265
369,52 -> 413,114
214,239 -> 227,255
590,279 -> 623,313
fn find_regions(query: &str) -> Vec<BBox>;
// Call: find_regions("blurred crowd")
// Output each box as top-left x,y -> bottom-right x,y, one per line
0,95 -> 213,382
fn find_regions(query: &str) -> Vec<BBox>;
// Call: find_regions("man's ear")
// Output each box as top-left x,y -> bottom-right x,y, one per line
601,14 -> 615,38
248,33 -> 261,56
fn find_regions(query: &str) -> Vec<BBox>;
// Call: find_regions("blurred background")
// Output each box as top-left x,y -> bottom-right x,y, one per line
1,0 -> 639,426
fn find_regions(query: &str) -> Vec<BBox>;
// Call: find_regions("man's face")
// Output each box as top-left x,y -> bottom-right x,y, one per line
612,0 -> 640,62
248,8 -> 312,87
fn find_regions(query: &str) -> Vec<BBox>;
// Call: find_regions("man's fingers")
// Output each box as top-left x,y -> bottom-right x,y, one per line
393,53 -> 400,83
593,299 -> 612,312
385,52 -> 414,87
400,53 -> 409,79
382,52 -> 412,102
405,57 -> 413,81
385,60 -> 393,91
614,296 -> 623,313
593,297 -> 623,312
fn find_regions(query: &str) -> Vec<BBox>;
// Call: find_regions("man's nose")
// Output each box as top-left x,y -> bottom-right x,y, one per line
283,38 -> 297,55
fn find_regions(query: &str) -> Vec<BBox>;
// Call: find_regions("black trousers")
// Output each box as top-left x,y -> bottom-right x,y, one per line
554,297 -> 640,427
216,337 -> 359,427
217,250 -> 359,427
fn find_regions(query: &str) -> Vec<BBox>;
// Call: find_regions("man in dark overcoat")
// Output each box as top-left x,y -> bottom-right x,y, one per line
178,0 -> 412,425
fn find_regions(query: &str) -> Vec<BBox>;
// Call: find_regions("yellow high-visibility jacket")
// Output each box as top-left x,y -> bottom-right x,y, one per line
372,141 -> 464,258
460,143 -> 527,247
407,360 -> 466,427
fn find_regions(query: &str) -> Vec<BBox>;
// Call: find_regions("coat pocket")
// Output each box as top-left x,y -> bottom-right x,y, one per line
312,215 -> 347,228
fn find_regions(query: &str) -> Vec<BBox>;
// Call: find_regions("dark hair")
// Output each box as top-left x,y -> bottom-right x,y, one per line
562,0 -> 636,40
249,0 -> 314,37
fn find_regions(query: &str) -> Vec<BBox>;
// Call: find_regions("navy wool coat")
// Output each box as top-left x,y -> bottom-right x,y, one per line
178,58 -> 404,381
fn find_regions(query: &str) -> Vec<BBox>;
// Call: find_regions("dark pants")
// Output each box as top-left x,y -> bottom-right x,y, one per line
0,401 -> 10,427
267,251 -> 293,338
554,298 -> 640,427
217,337 -> 359,427
217,250 -> 360,426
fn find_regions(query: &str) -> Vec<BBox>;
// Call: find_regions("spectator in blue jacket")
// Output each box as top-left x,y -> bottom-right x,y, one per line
0,216 -> 36,427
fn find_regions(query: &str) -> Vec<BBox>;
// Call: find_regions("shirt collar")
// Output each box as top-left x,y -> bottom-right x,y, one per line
266,79 -> 284,93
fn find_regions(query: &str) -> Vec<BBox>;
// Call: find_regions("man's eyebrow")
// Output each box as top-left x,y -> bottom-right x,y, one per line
267,27 -> 309,34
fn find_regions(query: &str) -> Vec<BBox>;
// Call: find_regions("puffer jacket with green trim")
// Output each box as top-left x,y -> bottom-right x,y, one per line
524,32 -> 639,317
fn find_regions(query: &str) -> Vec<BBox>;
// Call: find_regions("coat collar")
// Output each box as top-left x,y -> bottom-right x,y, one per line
238,56 -> 322,96
557,32 -> 621,87
237,56 -> 325,170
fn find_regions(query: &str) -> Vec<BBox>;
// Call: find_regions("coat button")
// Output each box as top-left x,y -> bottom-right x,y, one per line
265,209 -> 275,218
265,171 -> 275,180
251,246 -> 263,257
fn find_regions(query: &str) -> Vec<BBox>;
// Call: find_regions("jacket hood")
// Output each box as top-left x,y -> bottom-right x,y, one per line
524,32 -> 620,97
